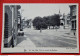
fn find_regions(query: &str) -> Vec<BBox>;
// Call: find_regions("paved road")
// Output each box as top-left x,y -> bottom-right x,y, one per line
17,27 -> 77,47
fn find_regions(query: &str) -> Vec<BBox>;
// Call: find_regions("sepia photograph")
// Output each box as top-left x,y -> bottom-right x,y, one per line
1,3 -> 79,53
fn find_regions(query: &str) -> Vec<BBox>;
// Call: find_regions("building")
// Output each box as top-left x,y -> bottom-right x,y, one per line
4,5 -> 21,47
59,10 -> 64,26
69,5 -> 76,36
17,11 -> 21,30
63,14 -> 71,29
4,5 -> 12,47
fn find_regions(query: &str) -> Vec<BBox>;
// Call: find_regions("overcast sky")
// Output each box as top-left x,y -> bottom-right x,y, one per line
19,4 -> 70,20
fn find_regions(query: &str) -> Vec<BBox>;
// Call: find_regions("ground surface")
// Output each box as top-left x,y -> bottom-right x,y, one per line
16,26 -> 77,47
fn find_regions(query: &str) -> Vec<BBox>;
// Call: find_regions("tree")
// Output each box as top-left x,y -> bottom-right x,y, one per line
33,16 -> 47,32
50,14 -> 60,28
43,16 -> 51,29
33,14 -> 60,31
26,19 -> 32,28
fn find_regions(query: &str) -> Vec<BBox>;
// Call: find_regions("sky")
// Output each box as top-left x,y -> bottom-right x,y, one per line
19,4 -> 70,20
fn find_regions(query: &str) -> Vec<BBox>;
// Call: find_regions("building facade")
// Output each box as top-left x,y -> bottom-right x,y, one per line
63,14 -> 71,29
4,5 -> 12,47
4,5 -> 21,47
69,5 -> 76,36
17,11 -> 21,30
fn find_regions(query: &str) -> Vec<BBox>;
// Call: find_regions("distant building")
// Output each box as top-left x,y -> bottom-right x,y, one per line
26,19 -> 32,28
69,5 -> 76,36
4,5 -> 21,47
63,14 -> 71,29
59,10 -> 64,26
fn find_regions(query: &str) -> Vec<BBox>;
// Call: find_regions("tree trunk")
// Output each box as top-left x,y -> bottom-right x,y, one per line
49,26 -> 50,29
53,26 -> 54,29
40,28 -> 42,33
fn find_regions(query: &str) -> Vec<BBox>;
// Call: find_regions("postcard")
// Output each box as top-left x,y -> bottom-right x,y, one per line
1,3 -> 79,53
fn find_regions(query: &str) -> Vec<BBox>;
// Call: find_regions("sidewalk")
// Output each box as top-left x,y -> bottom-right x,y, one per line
16,36 -> 36,47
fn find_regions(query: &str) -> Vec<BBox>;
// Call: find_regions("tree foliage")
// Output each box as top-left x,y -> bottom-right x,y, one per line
33,14 -> 60,30
33,17 -> 47,30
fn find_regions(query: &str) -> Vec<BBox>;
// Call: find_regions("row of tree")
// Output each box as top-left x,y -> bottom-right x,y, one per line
33,14 -> 60,30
